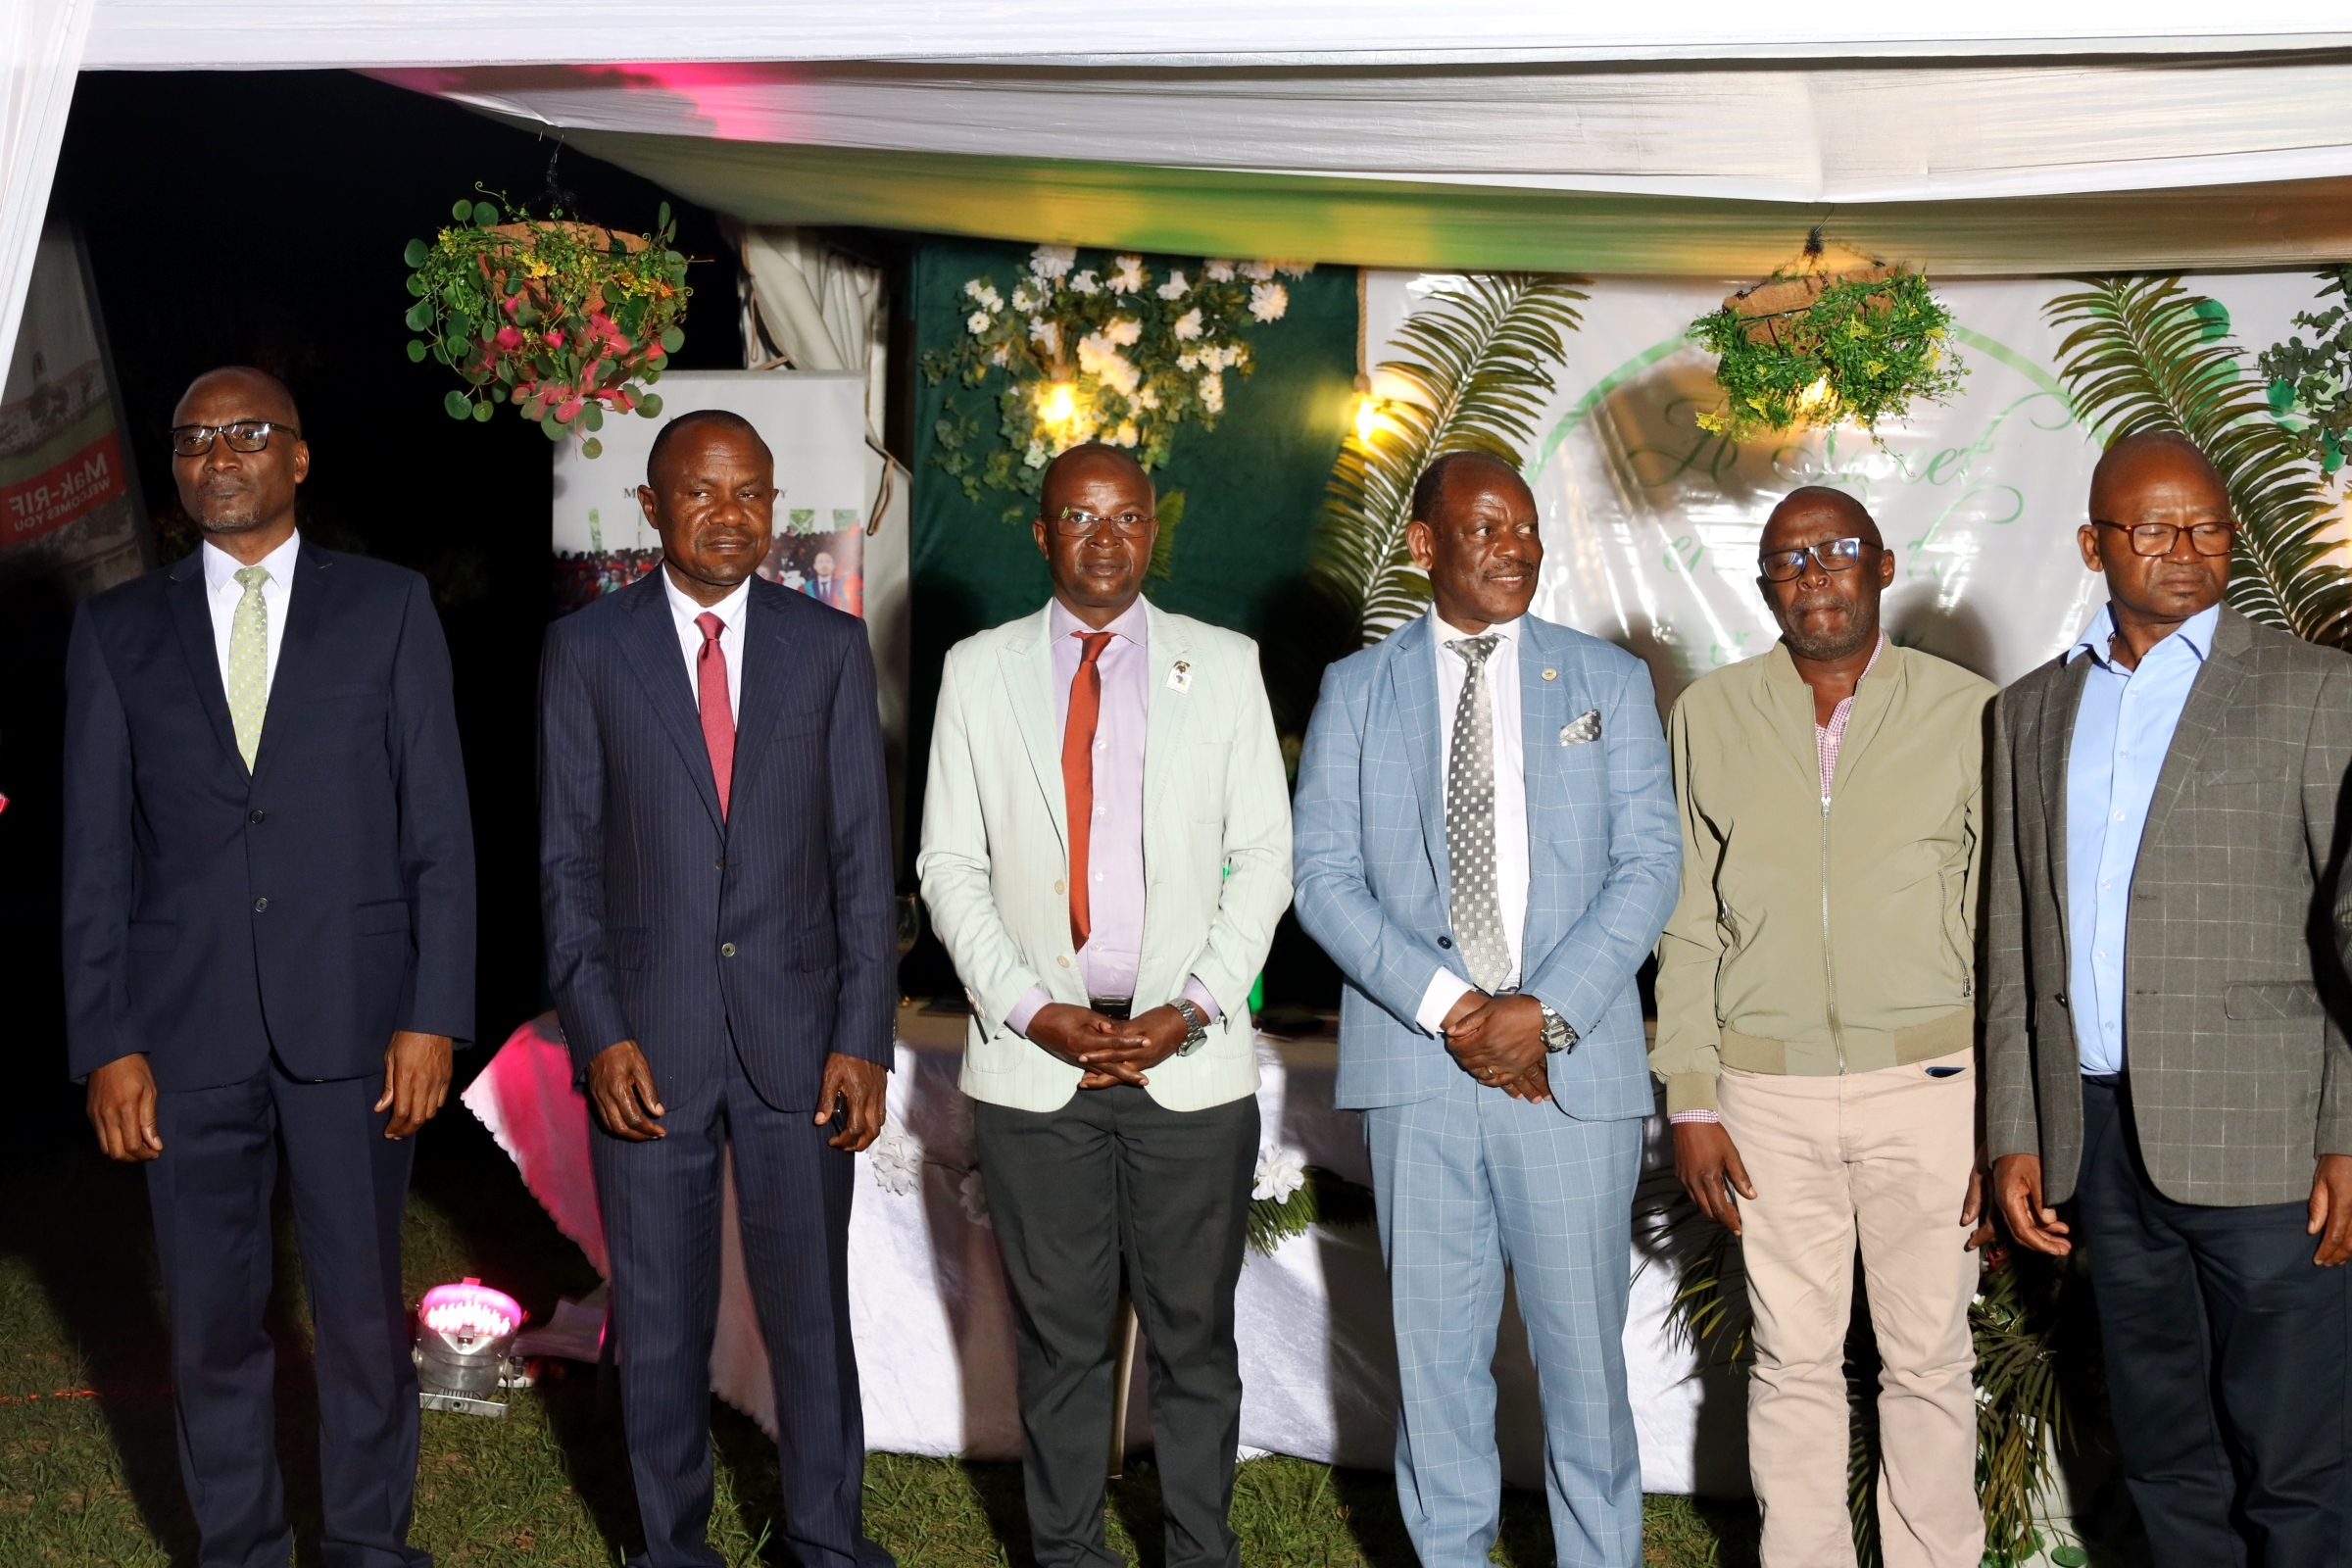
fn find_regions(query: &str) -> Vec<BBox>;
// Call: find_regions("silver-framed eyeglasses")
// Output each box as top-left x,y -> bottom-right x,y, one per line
1051,506 -> 1154,539
170,420 -> 300,458
1758,536 -> 1879,582
2094,519 -> 2234,558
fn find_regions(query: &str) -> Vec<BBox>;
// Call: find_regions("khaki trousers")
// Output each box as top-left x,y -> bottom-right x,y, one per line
1719,1047 -> 1984,1568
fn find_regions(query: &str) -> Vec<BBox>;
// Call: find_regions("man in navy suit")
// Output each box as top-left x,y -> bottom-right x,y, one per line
539,409 -> 897,1568
63,367 -> 474,1568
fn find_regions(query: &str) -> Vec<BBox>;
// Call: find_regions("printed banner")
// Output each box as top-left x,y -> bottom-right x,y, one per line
1366,270 -> 2347,702
0,225 -> 145,597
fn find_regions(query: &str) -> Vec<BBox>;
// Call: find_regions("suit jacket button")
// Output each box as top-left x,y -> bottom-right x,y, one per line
1054,879 -> 1066,895
249,809 -> 267,824
714,857 -> 726,869
1057,955 -> 1072,967
2054,993 -> 2068,1007
1438,935 -> 1452,949
720,942 -> 737,957
254,897 -> 269,912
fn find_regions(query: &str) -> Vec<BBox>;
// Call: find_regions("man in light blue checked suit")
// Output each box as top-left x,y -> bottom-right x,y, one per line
1295,452 -> 1680,1568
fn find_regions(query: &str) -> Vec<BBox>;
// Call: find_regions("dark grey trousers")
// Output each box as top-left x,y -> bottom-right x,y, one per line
2078,1076 -> 2351,1568
973,1084 -> 1259,1568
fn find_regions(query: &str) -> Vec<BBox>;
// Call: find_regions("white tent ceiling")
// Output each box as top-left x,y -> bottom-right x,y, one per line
12,1 -> 2352,369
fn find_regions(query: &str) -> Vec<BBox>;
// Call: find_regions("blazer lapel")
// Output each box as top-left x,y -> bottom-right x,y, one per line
729,581 -> 791,783
2037,653 -> 2092,935
1000,606 -> 1068,855
1387,614 -> 1450,902
165,554 -> 239,767
250,542 -> 333,790
617,575 -> 725,832
1142,601 -> 1194,830
1515,620 -> 1574,956
2136,611 -> 2251,863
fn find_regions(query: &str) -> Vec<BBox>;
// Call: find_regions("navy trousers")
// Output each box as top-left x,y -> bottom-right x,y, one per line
2078,1076 -> 2351,1568
590,1043 -> 890,1568
145,1060 -> 427,1568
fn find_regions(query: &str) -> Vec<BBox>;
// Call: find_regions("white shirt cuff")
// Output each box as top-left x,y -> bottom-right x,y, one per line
1415,971 -> 1478,1036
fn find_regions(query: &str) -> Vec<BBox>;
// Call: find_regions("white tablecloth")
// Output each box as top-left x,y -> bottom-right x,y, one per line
464,1008 -> 1749,1494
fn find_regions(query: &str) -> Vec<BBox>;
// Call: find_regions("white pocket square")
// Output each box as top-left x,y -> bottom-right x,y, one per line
1560,709 -> 1601,746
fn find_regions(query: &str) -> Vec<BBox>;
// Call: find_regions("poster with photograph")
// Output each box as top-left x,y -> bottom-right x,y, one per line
551,369 -> 868,615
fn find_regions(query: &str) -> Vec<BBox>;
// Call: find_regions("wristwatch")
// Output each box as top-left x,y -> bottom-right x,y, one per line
1537,1003 -> 1578,1055
1172,998 -> 1212,1056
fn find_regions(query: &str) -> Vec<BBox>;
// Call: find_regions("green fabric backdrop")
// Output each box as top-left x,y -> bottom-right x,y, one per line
904,239 -> 1360,1004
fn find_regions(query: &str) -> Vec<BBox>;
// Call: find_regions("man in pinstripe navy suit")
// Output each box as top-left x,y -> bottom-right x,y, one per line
540,410 -> 898,1568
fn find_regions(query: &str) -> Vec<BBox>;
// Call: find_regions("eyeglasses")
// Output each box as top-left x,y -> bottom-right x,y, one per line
170,420 -> 300,458
1758,536 -> 1879,582
2094,519 -> 2234,558
1050,506 -> 1154,539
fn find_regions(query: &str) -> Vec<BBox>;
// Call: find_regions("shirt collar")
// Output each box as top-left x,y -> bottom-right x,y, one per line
662,564 -> 752,631
1432,607 -> 1522,650
1049,594 -> 1149,647
202,529 -> 302,595
2069,600 -> 2221,669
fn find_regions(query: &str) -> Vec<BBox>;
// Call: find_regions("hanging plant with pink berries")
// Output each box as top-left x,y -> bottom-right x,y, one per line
402,192 -> 692,458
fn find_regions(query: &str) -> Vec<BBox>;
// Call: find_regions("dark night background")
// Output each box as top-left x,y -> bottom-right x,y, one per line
0,70 -> 1355,1151
1,71 -> 759,1144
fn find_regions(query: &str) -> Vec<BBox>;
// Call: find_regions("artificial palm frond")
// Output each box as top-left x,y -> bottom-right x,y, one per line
2046,275 -> 2352,648
1309,274 -> 1588,646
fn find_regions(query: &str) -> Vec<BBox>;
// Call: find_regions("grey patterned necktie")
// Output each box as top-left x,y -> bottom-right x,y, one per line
1445,633 -> 1511,992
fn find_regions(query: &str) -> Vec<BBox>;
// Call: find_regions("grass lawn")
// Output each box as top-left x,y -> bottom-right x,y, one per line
0,1110 -> 1759,1566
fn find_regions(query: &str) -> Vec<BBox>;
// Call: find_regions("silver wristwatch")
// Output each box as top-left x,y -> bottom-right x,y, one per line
1172,998 -> 1211,1055
1538,1003 -> 1578,1055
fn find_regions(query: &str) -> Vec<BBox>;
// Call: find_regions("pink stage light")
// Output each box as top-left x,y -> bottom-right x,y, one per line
418,1278 -> 525,1343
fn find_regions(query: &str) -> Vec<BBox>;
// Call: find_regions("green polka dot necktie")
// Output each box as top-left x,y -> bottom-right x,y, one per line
1445,633 -> 1511,993
226,565 -> 270,770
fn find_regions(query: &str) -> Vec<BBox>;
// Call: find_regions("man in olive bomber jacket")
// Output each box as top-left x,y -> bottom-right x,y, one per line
1650,488 -> 1994,1568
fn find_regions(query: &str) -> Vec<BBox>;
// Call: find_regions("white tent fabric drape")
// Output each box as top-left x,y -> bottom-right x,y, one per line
0,0 -> 91,389
739,227 -> 887,447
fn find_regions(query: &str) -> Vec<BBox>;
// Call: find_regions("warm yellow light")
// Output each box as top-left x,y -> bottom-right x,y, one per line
1039,382 -> 1077,427
1353,393 -> 1386,444
1796,374 -> 1836,416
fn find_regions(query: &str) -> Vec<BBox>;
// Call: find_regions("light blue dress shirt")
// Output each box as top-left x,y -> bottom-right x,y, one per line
2064,601 -> 2221,1075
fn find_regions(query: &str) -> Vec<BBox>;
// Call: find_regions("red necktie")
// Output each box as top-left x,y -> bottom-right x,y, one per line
1062,631 -> 1113,950
696,612 -> 735,818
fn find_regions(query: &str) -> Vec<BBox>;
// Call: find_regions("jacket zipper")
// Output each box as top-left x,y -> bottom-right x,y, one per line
1821,784 -> 1845,1071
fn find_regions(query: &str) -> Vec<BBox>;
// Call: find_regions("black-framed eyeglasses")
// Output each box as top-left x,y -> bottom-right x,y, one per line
2094,519 -> 2234,558
1758,536 -> 1879,582
169,420 -> 300,458
1050,506 -> 1154,539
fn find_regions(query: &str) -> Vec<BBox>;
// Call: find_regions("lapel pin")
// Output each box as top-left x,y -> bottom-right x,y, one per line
1167,660 -> 1193,694
1542,668 -> 1558,681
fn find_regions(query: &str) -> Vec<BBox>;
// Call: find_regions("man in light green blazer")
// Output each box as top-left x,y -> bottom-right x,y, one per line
916,442 -> 1291,1568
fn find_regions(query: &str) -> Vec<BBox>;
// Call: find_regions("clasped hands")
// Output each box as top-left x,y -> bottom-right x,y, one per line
587,1040 -> 888,1152
1441,991 -> 1551,1102
1027,1002 -> 1191,1089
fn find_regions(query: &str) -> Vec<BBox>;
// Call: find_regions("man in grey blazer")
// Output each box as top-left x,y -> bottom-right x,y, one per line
916,443 -> 1290,1568
1294,452 -> 1680,1568
1986,430 -> 2352,1567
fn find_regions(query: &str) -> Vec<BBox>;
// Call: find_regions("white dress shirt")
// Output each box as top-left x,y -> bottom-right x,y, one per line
662,567 -> 748,723
201,530 -> 302,702
1415,609 -> 1529,1033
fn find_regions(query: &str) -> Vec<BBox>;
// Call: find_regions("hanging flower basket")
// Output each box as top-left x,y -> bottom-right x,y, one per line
1690,240 -> 1964,438
402,195 -> 692,458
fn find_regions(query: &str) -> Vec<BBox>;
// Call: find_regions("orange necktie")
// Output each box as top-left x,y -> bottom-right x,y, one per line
1062,631 -> 1113,950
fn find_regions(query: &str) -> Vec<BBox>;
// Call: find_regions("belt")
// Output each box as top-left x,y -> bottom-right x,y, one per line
1090,997 -> 1133,1021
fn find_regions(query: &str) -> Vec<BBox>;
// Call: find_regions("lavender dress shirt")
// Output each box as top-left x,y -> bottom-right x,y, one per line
1005,597 -> 1219,1034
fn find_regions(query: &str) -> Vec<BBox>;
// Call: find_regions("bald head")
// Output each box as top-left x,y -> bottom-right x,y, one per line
2089,430 -> 2230,523
1762,485 -> 1881,552
1040,442 -> 1153,517
173,366 -> 300,430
